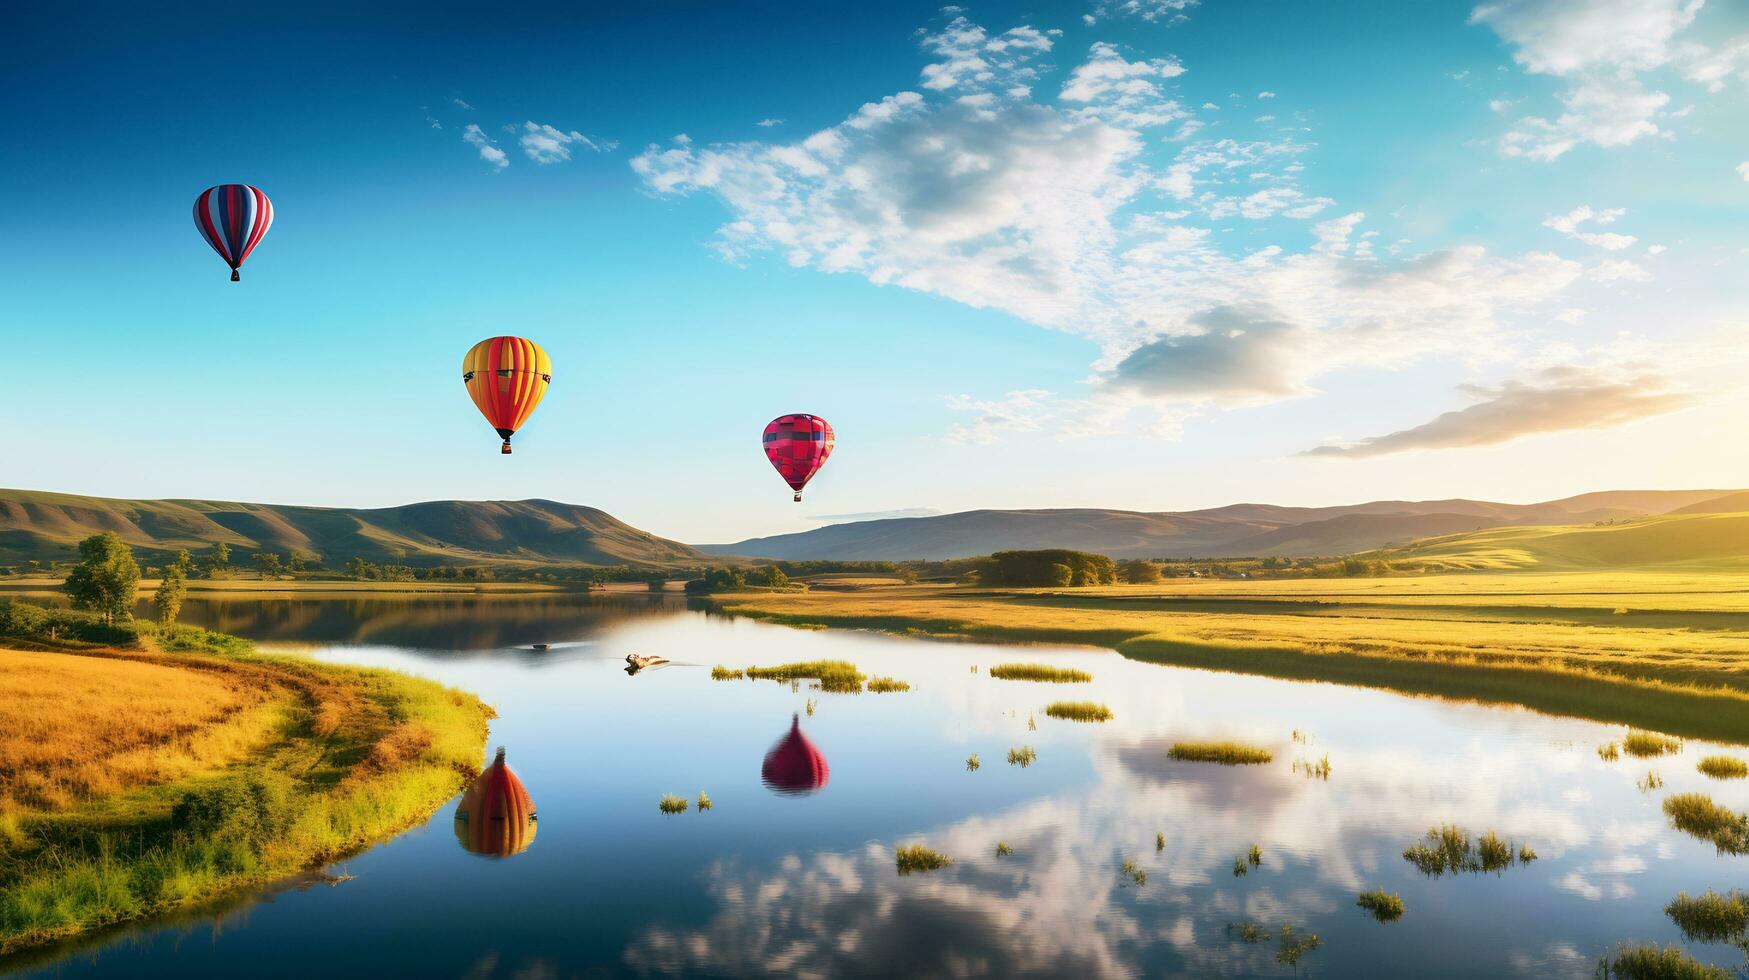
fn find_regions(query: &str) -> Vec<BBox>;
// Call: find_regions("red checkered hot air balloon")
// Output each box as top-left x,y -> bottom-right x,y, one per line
763,414 -> 834,502
453,747 -> 538,857
192,184 -> 273,281
761,714 -> 829,796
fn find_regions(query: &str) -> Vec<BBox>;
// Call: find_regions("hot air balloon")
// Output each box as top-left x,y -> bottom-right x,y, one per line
761,714 -> 829,795
454,747 -> 538,857
192,184 -> 274,281
463,337 -> 552,454
763,414 -> 834,502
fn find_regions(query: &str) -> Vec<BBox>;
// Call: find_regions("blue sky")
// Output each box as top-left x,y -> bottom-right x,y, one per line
3,0 -> 1746,543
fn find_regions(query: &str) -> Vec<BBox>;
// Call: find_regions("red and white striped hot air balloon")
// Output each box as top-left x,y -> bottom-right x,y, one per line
192,184 -> 274,281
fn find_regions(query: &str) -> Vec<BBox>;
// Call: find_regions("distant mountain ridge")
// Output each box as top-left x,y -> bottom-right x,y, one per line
0,489 -> 707,567
697,490 -> 1744,561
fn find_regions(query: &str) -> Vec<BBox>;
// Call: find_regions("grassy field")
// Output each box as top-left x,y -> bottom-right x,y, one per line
0,635 -> 493,954
713,571 -> 1749,744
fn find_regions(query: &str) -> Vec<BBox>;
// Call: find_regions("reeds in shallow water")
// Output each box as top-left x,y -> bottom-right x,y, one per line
710,665 -> 744,681
866,676 -> 910,693
1604,943 -> 1731,980
1623,729 -> 1683,758
1156,831 -> 1165,852
1662,793 -> 1749,855
1008,746 -> 1038,767
1356,889 -> 1404,922
696,791 -> 712,812
1120,859 -> 1146,886
1402,825 -> 1536,876
1247,844 -> 1262,867
658,794 -> 688,814
988,663 -> 1092,683
1043,701 -> 1113,722
895,844 -> 952,875
1293,754 -> 1332,780
995,841 -> 1012,857
1275,926 -> 1321,967
1697,755 -> 1748,780
1665,889 -> 1748,943
745,660 -> 866,693
1598,741 -> 1621,761
1168,741 -> 1273,765
1227,921 -> 1266,944
966,753 -> 980,772
1638,770 -> 1664,792
1232,857 -> 1248,877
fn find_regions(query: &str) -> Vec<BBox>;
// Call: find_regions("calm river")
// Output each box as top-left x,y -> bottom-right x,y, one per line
8,593 -> 1747,978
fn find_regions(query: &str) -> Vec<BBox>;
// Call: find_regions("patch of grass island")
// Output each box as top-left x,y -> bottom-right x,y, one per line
1604,943 -> 1731,980
895,844 -> 952,875
1623,730 -> 1683,758
1043,701 -> 1113,722
988,663 -> 1092,683
1665,889 -> 1748,944
1662,793 -> 1749,855
1168,741 -> 1273,765
744,660 -> 866,693
865,676 -> 910,693
0,598 -> 491,956
1697,755 -> 1748,780
1356,889 -> 1404,922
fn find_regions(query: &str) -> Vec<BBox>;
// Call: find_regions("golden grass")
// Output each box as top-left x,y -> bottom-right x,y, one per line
895,844 -> 952,875
1665,890 -> 1748,943
1403,825 -> 1535,876
658,795 -> 688,814
1007,746 -> 1038,767
865,676 -> 911,693
1623,730 -> 1683,757
1168,741 -> 1273,765
987,663 -> 1092,683
0,641 -> 491,955
744,660 -> 865,693
1662,793 -> 1749,854
1697,755 -> 1748,779
1356,889 -> 1404,922
1605,944 -> 1731,980
1043,701 -> 1113,722
713,576 -> 1749,743
710,666 -> 744,681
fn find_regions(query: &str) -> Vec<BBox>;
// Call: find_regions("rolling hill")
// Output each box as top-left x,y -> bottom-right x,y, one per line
0,489 -> 708,568
1370,511 -> 1749,571
697,490 -> 1743,561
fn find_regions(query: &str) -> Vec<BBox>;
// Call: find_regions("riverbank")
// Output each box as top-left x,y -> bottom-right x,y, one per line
714,573 -> 1749,744
0,629 -> 493,955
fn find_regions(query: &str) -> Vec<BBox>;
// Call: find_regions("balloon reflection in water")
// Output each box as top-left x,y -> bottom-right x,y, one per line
454,747 -> 538,857
761,714 -> 829,796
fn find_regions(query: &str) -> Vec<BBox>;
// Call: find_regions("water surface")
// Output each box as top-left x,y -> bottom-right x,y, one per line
10,594 -> 1748,978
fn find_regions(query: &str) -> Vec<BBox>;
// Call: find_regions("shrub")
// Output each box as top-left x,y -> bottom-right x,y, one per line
171,773 -> 296,847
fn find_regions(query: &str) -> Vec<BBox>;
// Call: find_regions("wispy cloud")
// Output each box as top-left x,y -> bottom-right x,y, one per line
1085,0 -> 1199,26
518,121 -> 616,164
452,97 -> 475,111
462,124 -> 508,171
1542,205 -> 1636,250
1303,364 -> 1693,457
756,118 -> 784,127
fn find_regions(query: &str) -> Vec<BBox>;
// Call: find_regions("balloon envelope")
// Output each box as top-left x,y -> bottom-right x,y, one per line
193,184 -> 273,281
761,715 -> 829,795
763,414 -> 834,502
454,748 -> 538,857
463,337 -> 552,454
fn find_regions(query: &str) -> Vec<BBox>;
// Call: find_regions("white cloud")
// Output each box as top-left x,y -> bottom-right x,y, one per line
1470,0 -> 1727,159
518,121 -> 615,164
1739,161 -> 1749,181
1304,363 -> 1693,457
635,14 -> 1598,439
1257,90 -> 1276,99
462,124 -> 508,171
452,97 -> 475,111
1087,0 -> 1199,25
1541,205 -> 1636,250
756,118 -> 784,127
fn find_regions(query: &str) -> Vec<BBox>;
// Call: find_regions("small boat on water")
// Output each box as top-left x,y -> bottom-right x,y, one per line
532,643 -> 551,651
624,653 -> 670,675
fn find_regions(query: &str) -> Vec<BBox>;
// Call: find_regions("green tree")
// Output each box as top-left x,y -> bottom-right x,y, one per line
155,565 -> 187,626
172,549 -> 193,575
63,532 -> 141,624
1117,559 -> 1162,584
756,565 -> 790,588
209,542 -> 231,576
287,553 -> 307,574
254,552 -> 283,579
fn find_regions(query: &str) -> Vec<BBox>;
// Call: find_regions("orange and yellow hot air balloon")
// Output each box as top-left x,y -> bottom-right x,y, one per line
454,747 -> 538,857
463,337 -> 551,454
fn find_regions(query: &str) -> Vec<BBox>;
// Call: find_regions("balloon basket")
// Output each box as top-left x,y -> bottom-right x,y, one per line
230,269 -> 240,282
793,492 -> 802,503
501,441 -> 513,455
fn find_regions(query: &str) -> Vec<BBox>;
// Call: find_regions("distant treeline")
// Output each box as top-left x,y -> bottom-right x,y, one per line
973,550 -> 1119,587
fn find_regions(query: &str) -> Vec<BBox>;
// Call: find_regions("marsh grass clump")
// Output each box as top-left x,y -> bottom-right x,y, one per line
696,792 -> 712,812
658,794 -> 688,814
995,841 -> 1012,857
1293,754 -> 1332,780
1275,926 -> 1321,967
1156,831 -> 1165,852
1168,741 -> 1273,765
805,697 -> 817,716
1292,729 -> 1308,744
745,660 -> 866,693
1028,715 -> 1037,731
1356,889 -> 1404,922
710,665 -> 744,681
1599,741 -> 1621,762
865,676 -> 911,693
1232,857 -> 1248,877
1697,756 -> 1748,780
1043,701 -> 1113,723
1665,890 -> 1749,943
1248,844 -> 1262,867
966,753 -> 981,772
988,663 -> 1092,683
1403,825 -> 1535,876
1663,793 -> 1749,855
1638,771 -> 1665,792
1008,746 -> 1038,767
1623,730 -> 1683,758
1227,921 -> 1266,944
1121,859 -> 1146,886
1604,943 -> 1731,980
895,844 -> 952,875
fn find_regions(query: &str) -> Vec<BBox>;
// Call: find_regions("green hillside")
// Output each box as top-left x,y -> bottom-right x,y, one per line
1372,510 -> 1749,571
0,489 -> 708,568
